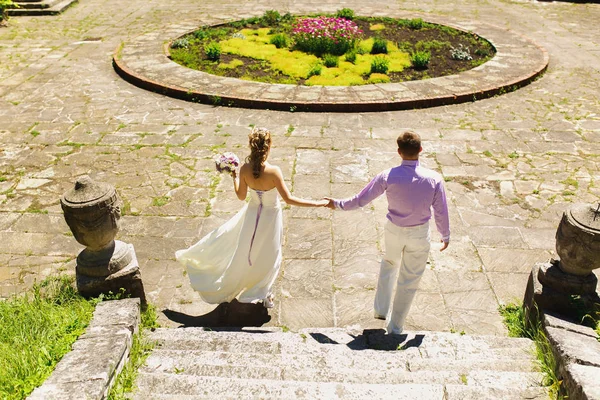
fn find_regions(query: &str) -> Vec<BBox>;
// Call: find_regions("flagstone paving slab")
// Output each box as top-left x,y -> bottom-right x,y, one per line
1,0 -> 599,335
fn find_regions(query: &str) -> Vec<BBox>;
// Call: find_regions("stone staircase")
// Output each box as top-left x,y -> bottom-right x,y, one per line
6,0 -> 77,16
132,327 -> 549,399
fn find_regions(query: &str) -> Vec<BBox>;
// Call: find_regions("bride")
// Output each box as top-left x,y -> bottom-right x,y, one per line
175,127 -> 328,308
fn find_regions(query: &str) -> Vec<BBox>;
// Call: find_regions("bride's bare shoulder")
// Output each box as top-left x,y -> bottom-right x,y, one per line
264,163 -> 282,175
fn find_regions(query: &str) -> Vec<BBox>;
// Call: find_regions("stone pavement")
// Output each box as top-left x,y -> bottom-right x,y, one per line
0,0 -> 599,334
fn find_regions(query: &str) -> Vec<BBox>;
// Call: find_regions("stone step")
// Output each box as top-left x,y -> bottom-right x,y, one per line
148,328 -> 536,359
134,373 -> 447,399
134,372 -> 546,399
141,355 -> 542,387
144,348 -> 536,374
444,385 -> 549,400
132,327 -> 546,399
13,0 -> 55,9
131,387 -> 550,400
7,0 -> 77,15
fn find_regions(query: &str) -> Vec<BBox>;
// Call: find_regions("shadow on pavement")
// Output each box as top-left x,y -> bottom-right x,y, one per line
162,299 -> 271,328
342,329 -> 426,351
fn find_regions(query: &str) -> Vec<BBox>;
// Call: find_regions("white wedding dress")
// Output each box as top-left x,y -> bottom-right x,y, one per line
175,188 -> 283,304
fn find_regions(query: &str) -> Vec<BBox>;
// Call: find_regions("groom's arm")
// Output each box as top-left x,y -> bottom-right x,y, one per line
331,171 -> 387,211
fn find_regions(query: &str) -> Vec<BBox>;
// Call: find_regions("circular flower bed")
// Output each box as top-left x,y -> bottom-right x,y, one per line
168,9 -> 495,86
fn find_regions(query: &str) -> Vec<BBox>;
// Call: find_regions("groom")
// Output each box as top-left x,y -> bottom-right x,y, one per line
325,131 -> 450,335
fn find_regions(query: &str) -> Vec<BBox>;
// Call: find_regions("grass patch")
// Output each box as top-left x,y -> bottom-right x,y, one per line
152,196 -> 170,207
0,276 -> 95,400
499,304 -> 562,398
107,304 -> 159,400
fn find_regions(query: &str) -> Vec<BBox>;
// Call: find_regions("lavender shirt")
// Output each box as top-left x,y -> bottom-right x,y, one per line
334,160 -> 450,241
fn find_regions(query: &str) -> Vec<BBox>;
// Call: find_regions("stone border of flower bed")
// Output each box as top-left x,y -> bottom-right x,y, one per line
113,13 -> 549,112
27,298 -> 140,400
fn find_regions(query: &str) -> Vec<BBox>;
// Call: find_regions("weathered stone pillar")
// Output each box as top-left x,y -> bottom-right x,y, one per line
524,203 -> 600,321
61,175 -> 146,305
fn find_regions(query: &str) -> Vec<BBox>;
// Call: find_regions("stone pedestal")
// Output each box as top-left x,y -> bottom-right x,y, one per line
524,203 -> 600,325
61,176 -> 146,305
524,260 -> 600,323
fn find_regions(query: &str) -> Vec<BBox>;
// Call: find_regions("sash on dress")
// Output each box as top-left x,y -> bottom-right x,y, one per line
248,190 -> 263,266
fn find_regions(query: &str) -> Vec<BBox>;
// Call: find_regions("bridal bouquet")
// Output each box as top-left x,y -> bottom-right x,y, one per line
214,152 -> 240,175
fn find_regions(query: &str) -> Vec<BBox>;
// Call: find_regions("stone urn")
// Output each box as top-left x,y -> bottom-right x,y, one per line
61,175 -> 146,304
524,203 -> 600,319
555,204 -> 600,277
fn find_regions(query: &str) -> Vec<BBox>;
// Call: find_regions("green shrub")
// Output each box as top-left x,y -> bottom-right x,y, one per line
345,50 -> 357,64
281,12 -> 294,23
370,56 -> 389,74
335,8 -> 355,20
407,18 -> 424,30
474,47 -> 491,57
416,40 -> 450,52
204,42 -> 221,61
322,54 -> 339,68
270,33 -> 289,49
397,41 -> 414,52
263,10 -> 281,25
169,48 -> 200,70
410,50 -> 430,70
0,0 -> 16,21
371,37 -> 388,54
171,38 -> 190,50
193,29 -> 209,40
307,62 -> 322,78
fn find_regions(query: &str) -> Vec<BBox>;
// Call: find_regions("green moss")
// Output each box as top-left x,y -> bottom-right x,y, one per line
270,51 -> 320,78
358,38 -> 374,54
369,23 -> 385,31
217,59 -> 244,69
306,69 -> 365,86
368,73 -> 390,84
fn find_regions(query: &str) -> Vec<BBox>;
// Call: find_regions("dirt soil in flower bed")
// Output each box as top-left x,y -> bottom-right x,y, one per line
169,16 -> 495,85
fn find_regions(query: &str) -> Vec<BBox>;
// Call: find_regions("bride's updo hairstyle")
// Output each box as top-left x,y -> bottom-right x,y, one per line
247,127 -> 272,179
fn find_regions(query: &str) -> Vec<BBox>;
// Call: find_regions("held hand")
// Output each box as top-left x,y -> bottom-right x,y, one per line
315,199 -> 329,207
323,197 -> 336,210
440,240 -> 449,252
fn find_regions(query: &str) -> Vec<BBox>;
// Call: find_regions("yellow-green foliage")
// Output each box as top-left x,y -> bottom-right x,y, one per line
387,52 -> 411,72
270,51 -> 320,78
369,24 -> 386,31
221,36 -> 319,78
217,29 -> 410,85
306,68 -> 365,86
368,73 -> 390,84
358,38 -> 374,54
218,59 -> 244,69
240,28 -> 271,42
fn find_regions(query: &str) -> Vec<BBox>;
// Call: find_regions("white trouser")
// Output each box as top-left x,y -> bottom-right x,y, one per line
374,220 -> 431,334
